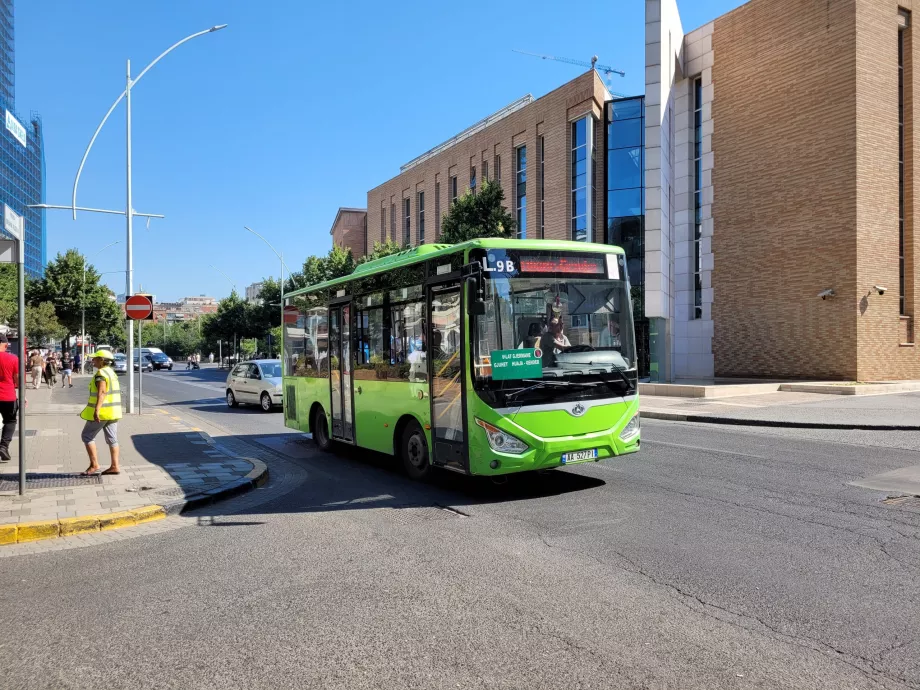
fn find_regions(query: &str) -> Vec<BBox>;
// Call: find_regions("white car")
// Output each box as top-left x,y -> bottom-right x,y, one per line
113,353 -> 129,375
225,359 -> 283,412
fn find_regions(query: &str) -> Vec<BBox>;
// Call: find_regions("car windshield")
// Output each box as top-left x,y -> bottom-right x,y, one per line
470,249 -> 637,404
259,362 -> 282,378
114,354 -> 126,361
152,353 -> 167,360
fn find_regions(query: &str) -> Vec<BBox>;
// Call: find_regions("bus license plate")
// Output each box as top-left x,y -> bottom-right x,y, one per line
561,448 -> 598,464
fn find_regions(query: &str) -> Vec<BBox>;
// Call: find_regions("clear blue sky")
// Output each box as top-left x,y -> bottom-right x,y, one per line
16,0 -> 742,302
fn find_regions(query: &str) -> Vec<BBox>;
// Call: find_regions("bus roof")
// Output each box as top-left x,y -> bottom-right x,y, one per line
286,238 -> 625,298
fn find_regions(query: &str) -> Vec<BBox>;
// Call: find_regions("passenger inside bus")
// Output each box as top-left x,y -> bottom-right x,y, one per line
517,322 -> 543,349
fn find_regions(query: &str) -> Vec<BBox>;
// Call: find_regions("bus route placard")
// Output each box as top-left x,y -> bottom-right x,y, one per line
490,348 -> 543,381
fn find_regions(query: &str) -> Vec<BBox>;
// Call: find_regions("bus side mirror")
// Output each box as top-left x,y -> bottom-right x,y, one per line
467,275 -> 486,316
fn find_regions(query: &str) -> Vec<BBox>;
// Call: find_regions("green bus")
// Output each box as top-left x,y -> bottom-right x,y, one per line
282,239 -> 640,479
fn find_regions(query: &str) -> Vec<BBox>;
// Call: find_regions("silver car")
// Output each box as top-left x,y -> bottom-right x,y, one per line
113,353 -> 128,375
225,359 -> 283,412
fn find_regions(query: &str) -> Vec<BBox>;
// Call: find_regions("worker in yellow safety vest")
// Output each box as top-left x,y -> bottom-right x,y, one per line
80,350 -> 123,476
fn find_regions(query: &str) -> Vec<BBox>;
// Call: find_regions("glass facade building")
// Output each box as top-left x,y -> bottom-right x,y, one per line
0,0 -> 44,278
606,97 -> 647,375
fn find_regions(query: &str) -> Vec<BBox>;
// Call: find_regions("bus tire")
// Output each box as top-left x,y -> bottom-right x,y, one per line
313,405 -> 333,452
401,420 -> 431,481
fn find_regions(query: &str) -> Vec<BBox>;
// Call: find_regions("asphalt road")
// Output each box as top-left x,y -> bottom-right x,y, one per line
1,366 -> 918,689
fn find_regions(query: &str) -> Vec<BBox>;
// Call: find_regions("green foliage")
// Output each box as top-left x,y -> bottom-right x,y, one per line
302,245 -> 356,286
439,179 -> 516,244
26,301 -> 66,345
359,239 -> 405,263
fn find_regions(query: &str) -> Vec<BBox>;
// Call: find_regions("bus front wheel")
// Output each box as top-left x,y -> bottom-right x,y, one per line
401,421 -> 431,481
313,406 -> 332,452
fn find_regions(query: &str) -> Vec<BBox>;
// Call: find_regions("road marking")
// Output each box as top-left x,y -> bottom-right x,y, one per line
642,439 -> 768,459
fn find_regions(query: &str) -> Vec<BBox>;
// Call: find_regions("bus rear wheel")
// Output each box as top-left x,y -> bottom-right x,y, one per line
401,421 -> 431,481
313,406 -> 332,452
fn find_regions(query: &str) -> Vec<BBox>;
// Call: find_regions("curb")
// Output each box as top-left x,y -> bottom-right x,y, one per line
0,452 -> 269,547
641,409 -> 920,431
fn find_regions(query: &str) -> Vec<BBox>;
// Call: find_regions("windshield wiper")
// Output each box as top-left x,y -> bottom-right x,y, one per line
504,378 -> 599,401
598,365 -> 634,391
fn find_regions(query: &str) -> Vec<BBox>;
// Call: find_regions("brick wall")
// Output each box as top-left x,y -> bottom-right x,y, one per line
711,0 -> 860,379
330,209 -> 368,258
366,71 -> 609,248
855,0 -> 920,379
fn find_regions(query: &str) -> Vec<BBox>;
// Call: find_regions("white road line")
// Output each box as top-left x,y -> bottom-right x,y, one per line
144,373 -> 225,394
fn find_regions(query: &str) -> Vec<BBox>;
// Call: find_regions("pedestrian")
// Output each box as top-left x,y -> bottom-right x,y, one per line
61,350 -> 73,387
186,354 -> 193,370
0,334 -> 20,463
80,349 -> 122,476
74,351 -> 82,375
44,354 -> 58,388
29,350 -> 42,389
208,352 -> 214,364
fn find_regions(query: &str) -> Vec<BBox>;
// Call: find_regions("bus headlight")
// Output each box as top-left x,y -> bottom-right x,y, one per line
619,414 -> 640,441
475,418 -> 529,454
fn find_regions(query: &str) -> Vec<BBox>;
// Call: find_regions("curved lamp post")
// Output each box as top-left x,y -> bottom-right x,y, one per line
71,24 -> 227,413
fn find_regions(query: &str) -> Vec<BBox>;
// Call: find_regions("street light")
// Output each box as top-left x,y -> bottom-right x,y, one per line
243,226 -> 293,359
71,23 -> 227,414
81,241 -> 121,371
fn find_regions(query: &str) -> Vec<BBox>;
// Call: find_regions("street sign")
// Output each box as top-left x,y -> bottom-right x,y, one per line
283,305 -> 299,324
125,294 -> 153,320
3,204 -> 23,242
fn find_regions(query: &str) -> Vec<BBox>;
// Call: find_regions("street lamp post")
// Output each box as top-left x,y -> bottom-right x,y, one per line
70,24 -> 227,413
81,241 -> 120,371
243,226 -> 292,366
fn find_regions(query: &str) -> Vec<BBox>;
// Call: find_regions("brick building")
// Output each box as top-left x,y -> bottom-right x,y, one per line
345,0 -> 919,381
329,207 -> 368,258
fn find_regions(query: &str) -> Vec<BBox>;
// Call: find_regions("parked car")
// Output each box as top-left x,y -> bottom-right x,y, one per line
133,353 -> 153,372
113,353 -> 128,375
225,359 -> 283,412
149,352 -> 172,370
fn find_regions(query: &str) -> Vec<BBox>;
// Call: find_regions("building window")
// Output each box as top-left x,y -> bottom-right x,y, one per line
693,78 -> 703,320
483,160 -> 489,182
380,205 -> 385,242
572,119 -> 588,242
495,155 -> 501,184
435,182 -> 441,238
390,203 -> 396,243
516,145 -> 527,239
417,191 -> 425,245
899,14 -> 908,316
449,175 -> 458,204
404,198 -> 411,246
540,136 -> 545,239
470,165 -> 477,194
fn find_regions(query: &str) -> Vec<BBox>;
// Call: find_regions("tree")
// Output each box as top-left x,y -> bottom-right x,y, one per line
26,301 -> 66,345
302,245 -> 356,286
439,179 -> 516,244
359,239 -> 405,263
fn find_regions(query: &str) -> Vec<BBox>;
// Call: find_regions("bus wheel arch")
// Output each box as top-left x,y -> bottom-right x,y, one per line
395,416 -> 431,481
310,402 -> 332,452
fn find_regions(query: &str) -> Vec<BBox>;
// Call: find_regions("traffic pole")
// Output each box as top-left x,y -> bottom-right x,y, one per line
17,243 -> 25,495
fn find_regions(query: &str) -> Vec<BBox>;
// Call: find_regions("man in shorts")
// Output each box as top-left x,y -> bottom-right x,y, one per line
60,350 -> 73,387
80,350 -> 123,476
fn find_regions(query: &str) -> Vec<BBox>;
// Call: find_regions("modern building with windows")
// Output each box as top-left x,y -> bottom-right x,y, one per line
0,0 -> 45,278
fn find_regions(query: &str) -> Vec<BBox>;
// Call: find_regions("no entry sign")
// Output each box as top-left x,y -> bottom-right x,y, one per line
125,294 -> 153,321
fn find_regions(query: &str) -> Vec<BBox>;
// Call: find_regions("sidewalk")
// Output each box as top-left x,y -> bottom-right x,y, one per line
0,378 -> 266,545
640,390 -> 920,429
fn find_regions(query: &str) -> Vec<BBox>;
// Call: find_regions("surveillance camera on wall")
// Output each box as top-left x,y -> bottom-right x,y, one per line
818,289 -> 835,300
872,285 -> 888,295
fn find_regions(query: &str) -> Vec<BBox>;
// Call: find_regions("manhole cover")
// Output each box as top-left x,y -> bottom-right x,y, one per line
0,473 -> 102,490
883,495 -> 920,512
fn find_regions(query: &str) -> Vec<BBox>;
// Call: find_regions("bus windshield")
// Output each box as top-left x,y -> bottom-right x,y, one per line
470,249 -> 636,404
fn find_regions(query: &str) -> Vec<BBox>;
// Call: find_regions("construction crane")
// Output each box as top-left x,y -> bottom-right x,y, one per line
512,49 -> 628,97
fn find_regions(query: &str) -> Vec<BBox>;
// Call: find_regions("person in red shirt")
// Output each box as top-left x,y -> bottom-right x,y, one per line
0,333 -> 20,463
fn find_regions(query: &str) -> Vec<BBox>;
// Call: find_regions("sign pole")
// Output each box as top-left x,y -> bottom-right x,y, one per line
138,319 -> 143,414
17,241 -> 25,495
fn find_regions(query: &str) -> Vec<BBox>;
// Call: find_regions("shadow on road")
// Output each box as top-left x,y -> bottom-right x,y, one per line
128,428 -> 606,518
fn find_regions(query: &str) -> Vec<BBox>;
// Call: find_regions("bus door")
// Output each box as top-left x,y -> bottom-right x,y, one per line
328,301 -> 354,443
427,279 -> 467,471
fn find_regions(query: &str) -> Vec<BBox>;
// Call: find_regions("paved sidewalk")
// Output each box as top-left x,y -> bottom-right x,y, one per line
0,381 -> 266,544
641,390 -> 920,429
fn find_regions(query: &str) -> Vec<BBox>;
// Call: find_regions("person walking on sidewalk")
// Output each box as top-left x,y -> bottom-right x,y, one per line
44,355 -> 58,389
80,350 -> 123,476
28,350 -> 42,389
61,350 -> 73,387
0,334 -> 20,463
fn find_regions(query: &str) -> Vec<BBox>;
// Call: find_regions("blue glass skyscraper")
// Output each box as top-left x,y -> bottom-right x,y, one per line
0,0 -> 45,278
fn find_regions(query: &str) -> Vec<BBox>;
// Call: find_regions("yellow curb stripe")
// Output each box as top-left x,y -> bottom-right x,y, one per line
0,504 -> 167,546
59,516 -> 100,536
156,409 -> 169,415
0,523 -> 16,545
